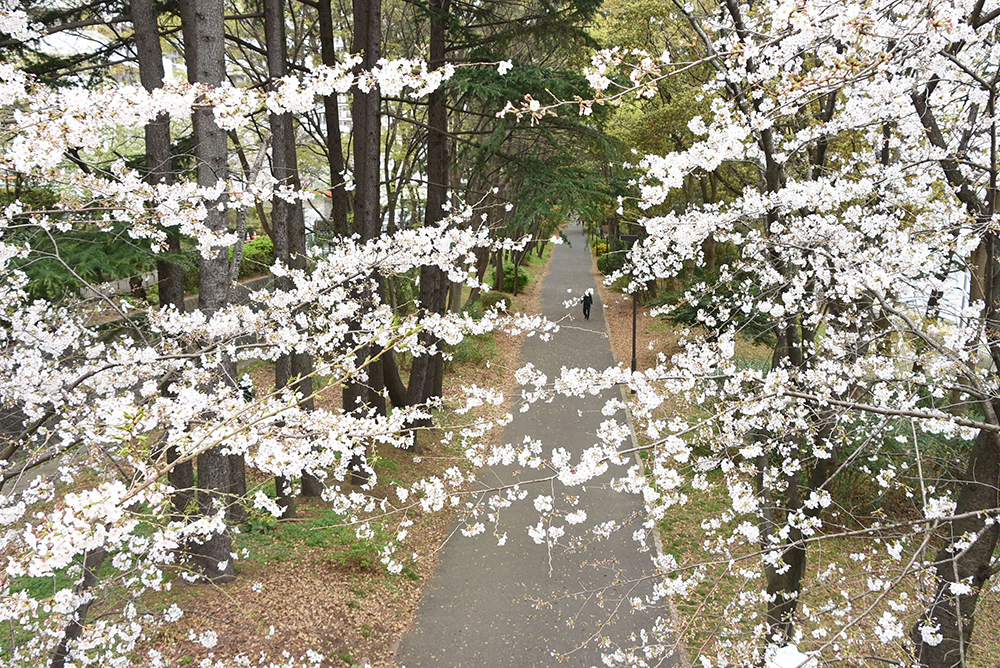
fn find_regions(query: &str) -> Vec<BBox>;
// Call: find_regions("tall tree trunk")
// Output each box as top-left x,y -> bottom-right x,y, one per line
351,0 -> 380,243
345,0 -> 382,485
908,84 -> 1000,667
265,0 -> 300,517
48,547 -> 107,668
700,172 -> 717,274
407,0 -> 450,442
492,248 -> 504,291
910,424 -> 1000,668
464,246 -> 491,306
447,280 -> 462,312
132,0 -> 194,515
911,237 -> 1000,667
133,0 -> 185,313
366,277 -> 388,415
318,0 -> 350,239
166,444 -> 194,519
180,0 -> 236,583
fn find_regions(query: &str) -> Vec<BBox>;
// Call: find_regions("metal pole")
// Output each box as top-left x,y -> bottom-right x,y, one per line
631,291 -> 637,374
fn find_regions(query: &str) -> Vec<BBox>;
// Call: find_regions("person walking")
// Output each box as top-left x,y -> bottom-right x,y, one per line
582,290 -> 593,320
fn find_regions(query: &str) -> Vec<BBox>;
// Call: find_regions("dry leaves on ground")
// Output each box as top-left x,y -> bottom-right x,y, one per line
149,261 -> 550,668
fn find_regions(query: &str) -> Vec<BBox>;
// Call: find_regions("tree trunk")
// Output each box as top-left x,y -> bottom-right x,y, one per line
193,444 -> 236,581
133,0 -> 194,516
700,172 -> 717,274
408,268 -> 439,406
318,0 -> 350,239
345,0 -> 382,485
226,450 -> 247,525
424,0 -> 450,244
167,445 -> 194,519
49,547 -> 107,668
180,0 -> 236,583
357,44 -> 386,421
493,248 -> 504,291
351,0 -> 380,244
364,277 -> 389,415
911,424 -> 1000,668
764,498 -> 806,642
133,0 -> 185,313
265,0 -> 298,517
381,346 -> 410,407
911,231 -> 1000,665
447,280 -> 462,312
464,246 -> 491,306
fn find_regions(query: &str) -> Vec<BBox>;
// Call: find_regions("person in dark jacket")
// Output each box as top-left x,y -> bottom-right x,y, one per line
582,291 -> 593,320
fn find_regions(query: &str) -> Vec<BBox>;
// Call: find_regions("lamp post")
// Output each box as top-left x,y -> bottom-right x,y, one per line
620,234 -> 640,375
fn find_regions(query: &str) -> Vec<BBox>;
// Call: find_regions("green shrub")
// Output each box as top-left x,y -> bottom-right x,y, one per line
4,185 -> 162,300
502,262 -> 529,292
446,332 -> 497,367
462,299 -> 485,320
480,291 -> 509,312
823,417 -> 968,518
238,236 -> 274,278
655,270 -> 776,346
486,262 -> 530,293
597,251 -> 626,275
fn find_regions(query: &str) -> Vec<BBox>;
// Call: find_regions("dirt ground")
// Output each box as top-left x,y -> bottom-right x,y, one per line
149,261 -> 551,668
591,263 -> 682,376
142,245 -> 708,668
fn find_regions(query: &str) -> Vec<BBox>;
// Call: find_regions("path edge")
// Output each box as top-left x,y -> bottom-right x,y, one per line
592,241 -> 692,668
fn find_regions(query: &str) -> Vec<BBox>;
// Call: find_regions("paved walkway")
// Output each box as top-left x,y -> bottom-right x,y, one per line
395,225 -> 678,667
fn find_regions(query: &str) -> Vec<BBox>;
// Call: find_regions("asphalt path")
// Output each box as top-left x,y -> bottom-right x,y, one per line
395,224 -> 678,667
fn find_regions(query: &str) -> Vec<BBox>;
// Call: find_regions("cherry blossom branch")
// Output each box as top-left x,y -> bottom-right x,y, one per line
780,389 -> 1000,433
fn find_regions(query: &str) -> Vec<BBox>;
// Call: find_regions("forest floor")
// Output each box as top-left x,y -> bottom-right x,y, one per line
145,248 -> 553,668
592,251 -> 1000,667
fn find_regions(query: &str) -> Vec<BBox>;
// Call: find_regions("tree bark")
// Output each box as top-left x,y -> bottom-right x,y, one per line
132,0 -> 185,313
345,0 -> 382,485
166,445 -> 194,519
492,248 -> 504,291
318,0 -> 350,239
908,82 -> 1000,667
465,246 -> 491,306
351,0 -> 381,244
265,0 -> 298,517
180,0 -> 236,583
424,0 -> 449,223
49,547 -> 107,668
699,172 -> 717,274
910,423 -> 1000,668
132,0 -> 194,514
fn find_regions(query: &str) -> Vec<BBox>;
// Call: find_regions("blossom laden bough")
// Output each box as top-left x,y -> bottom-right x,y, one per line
6,0 -> 1000,666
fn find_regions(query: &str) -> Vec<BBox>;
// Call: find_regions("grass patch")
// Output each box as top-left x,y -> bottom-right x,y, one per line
239,504 -> 394,572
446,332 -> 499,368
2,568 -> 81,652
